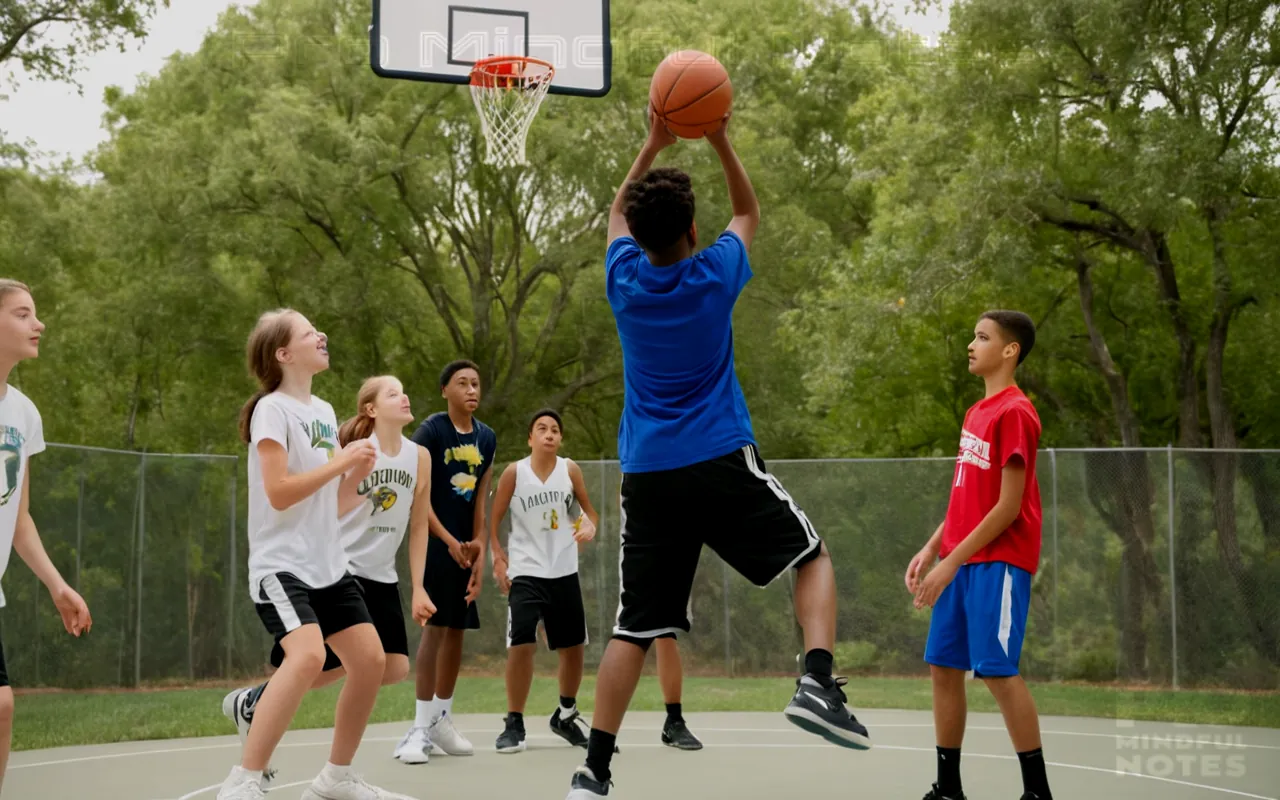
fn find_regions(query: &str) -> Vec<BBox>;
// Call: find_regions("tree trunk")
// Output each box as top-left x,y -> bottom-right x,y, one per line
1076,255 -> 1156,679
1203,210 -> 1280,667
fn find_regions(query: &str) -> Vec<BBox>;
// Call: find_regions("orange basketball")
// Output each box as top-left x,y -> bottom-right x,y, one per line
649,50 -> 732,139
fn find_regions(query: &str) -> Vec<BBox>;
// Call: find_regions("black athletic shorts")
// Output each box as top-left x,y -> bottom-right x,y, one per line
614,444 -> 822,640
269,575 -> 408,670
423,539 -> 480,630
256,572 -> 373,666
506,573 -> 588,650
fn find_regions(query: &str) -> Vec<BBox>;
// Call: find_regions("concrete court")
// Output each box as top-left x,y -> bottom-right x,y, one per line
7,710 -> 1279,799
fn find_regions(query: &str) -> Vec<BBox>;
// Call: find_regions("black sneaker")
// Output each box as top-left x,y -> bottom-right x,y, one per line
922,784 -> 967,800
783,674 -> 872,749
550,707 -> 590,748
565,766 -> 611,799
661,718 -> 703,750
495,714 -> 526,753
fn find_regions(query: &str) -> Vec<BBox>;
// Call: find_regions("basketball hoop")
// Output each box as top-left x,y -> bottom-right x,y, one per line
469,56 -> 555,168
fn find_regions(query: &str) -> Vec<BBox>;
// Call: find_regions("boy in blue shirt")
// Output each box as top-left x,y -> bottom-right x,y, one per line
564,110 -> 872,800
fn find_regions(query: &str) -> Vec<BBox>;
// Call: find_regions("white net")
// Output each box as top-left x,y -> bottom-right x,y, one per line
469,57 -> 555,168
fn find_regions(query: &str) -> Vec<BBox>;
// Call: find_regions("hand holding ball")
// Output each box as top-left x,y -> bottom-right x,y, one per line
649,50 -> 733,139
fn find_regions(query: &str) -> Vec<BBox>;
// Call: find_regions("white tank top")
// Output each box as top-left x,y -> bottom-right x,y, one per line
507,456 -> 578,580
340,432 -> 420,584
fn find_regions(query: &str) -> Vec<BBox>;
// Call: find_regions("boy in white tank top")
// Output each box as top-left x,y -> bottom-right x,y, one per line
487,409 -> 604,754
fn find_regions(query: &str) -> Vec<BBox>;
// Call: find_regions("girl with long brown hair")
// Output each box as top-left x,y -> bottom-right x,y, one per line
217,309 -> 404,800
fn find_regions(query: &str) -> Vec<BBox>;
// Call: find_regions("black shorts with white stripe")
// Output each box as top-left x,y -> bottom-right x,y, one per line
254,572 -> 373,660
613,443 -> 822,641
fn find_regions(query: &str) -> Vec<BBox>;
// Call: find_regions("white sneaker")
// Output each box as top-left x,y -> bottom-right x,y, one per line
393,725 -> 432,764
427,711 -> 474,755
301,768 -> 419,800
216,766 -> 267,800
221,688 -> 276,788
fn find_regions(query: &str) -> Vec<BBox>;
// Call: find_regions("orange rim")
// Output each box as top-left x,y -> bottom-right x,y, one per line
469,55 -> 555,87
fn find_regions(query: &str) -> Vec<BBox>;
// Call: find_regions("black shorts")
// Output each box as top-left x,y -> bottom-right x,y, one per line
506,573 -> 588,650
614,444 -> 822,640
256,572 -> 373,666
269,575 -> 408,670
423,540 -> 480,630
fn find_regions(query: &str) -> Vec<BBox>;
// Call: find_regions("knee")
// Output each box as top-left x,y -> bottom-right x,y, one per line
357,646 -> 388,678
292,644 -> 329,678
383,655 -> 410,686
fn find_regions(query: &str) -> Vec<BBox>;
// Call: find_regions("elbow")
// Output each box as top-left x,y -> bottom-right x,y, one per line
265,487 -> 292,512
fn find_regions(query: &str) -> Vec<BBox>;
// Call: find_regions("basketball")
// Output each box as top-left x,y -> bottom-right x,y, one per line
649,50 -> 733,138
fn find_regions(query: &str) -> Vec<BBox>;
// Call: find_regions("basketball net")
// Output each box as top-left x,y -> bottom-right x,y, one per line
469,56 -> 555,168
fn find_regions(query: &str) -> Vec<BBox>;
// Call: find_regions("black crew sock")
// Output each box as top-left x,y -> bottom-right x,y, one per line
804,648 -> 834,680
936,746 -> 962,796
508,711 -> 523,725
560,695 -> 576,711
1017,748 -> 1052,799
242,681 -> 269,722
585,729 -> 617,783
665,702 -> 683,723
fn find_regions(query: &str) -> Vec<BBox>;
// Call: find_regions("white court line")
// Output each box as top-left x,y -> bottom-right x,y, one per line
165,738 -> 1279,800
16,723 -> 1280,770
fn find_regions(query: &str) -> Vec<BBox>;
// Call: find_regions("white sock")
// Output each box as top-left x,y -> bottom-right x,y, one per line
414,699 -> 434,728
435,695 -> 453,719
321,762 -> 351,782
560,702 -> 576,717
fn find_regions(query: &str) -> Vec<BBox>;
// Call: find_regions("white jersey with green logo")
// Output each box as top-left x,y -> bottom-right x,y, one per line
247,391 -> 345,598
340,432 -> 419,584
0,385 -> 44,608
508,456 -> 579,580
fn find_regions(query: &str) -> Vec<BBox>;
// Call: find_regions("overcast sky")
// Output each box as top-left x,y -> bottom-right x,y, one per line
1,0 -> 948,169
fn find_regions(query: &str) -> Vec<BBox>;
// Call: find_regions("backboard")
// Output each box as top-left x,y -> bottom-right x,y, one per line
370,0 -> 611,97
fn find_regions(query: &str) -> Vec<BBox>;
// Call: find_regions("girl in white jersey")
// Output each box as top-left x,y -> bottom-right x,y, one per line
0,279 -> 91,794
487,408 -> 602,754
226,377 -> 439,754
218,309 -> 405,800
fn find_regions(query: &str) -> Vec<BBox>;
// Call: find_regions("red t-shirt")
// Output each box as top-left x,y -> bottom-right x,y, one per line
940,386 -> 1043,575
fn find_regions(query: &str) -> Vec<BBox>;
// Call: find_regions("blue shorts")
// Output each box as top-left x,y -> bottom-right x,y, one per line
924,561 -> 1031,678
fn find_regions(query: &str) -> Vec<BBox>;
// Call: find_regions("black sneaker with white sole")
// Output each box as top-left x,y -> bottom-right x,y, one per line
495,714 -> 526,753
783,674 -> 872,750
922,783 -> 967,800
661,718 -> 703,750
565,766 -> 611,799
549,707 -> 590,748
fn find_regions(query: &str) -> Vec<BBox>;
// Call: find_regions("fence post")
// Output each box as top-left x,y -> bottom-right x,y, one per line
227,468 -> 237,679
722,559 -> 732,675
135,453 -> 147,688
1167,444 -> 1178,689
75,465 -> 84,589
1049,448 -> 1059,681
595,463 -> 609,664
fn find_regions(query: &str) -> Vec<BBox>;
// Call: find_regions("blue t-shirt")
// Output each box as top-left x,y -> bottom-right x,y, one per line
409,412 -> 497,544
605,230 -> 756,473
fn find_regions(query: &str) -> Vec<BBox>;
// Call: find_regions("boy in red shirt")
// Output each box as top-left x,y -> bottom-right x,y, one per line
905,310 -> 1053,800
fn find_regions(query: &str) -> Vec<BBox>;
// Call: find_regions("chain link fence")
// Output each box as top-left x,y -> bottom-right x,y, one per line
2,445 -> 1277,690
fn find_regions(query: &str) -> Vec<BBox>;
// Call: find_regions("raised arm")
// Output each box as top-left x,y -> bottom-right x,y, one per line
705,116 -> 759,250
608,108 -> 678,246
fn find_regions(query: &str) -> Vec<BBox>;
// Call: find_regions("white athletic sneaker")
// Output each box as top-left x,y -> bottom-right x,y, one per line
216,766 -> 267,800
393,726 -> 432,764
428,711 -> 474,755
221,688 -> 276,788
300,768 -> 418,800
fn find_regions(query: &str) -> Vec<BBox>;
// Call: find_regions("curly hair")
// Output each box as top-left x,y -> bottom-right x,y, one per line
622,167 -> 696,253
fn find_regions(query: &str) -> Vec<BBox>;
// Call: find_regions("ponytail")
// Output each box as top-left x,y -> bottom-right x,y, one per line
338,413 -> 376,448
239,309 -> 299,444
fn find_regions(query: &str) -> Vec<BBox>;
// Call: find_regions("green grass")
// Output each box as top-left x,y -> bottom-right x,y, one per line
12,676 -> 1279,752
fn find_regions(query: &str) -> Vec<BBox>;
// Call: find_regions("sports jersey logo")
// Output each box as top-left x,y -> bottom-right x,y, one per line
0,426 -> 26,506
548,508 -> 559,530
371,487 -> 397,515
300,420 -> 338,460
445,443 -> 484,500
955,427 -> 992,487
